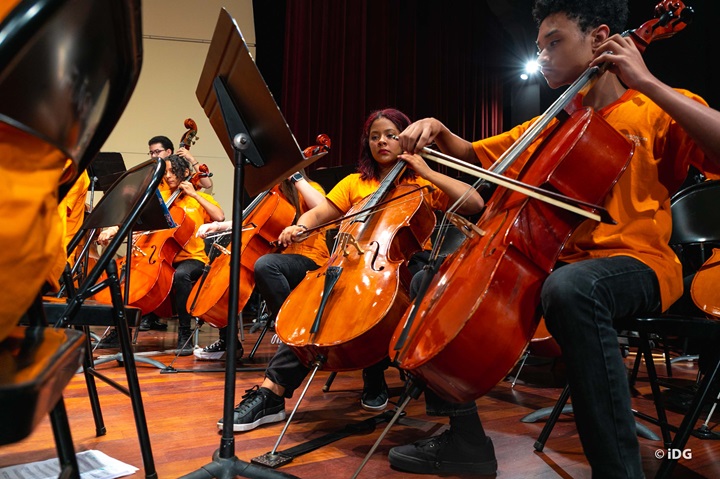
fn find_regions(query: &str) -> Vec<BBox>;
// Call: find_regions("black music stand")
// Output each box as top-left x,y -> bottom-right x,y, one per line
50,159 -> 171,478
89,186 -> 176,371
179,9 -> 326,479
67,152 -> 127,293
88,152 -> 127,191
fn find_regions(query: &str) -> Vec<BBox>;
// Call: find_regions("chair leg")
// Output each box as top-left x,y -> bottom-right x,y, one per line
661,335 -> 673,377
655,356 -> 720,479
80,325 -> 106,436
132,323 -> 140,344
248,300 -> 271,360
49,397 -> 80,479
322,372 -> 338,392
629,343 -> 643,387
638,331 -> 674,446
106,262 -> 157,478
534,383 -> 571,452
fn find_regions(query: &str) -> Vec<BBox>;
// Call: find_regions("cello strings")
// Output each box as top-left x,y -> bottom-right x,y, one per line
296,190 -> 452,246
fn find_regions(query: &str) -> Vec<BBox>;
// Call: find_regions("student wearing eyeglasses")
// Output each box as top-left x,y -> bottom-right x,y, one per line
148,135 -> 213,190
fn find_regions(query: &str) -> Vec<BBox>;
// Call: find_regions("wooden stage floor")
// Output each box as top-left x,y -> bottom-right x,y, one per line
1,320 -> 718,478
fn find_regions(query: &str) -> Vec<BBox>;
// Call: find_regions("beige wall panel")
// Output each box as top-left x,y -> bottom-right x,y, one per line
101,0 -> 258,213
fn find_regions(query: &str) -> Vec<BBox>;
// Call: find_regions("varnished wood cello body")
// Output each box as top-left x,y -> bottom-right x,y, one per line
188,186 -> 295,327
390,1 -> 691,403
276,161 -> 436,371
188,134 -> 331,327
94,189 -> 196,314
391,110 -> 633,402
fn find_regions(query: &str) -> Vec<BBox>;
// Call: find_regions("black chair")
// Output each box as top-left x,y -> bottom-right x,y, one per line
0,0 -> 143,195
531,180 -> 720,479
45,159 -> 169,479
0,0 -> 141,477
0,299 -> 86,478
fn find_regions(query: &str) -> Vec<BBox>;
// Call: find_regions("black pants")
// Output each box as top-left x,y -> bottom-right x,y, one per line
172,259 -> 205,329
257,253 -> 391,397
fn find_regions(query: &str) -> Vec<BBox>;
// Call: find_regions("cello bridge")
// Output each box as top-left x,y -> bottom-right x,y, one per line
212,243 -> 231,255
336,232 -> 364,257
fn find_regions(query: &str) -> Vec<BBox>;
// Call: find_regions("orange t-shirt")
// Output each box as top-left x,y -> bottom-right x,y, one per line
326,172 -> 449,251
161,189 -> 221,264
284,181 -> 329,266
472,89 -> 719,311
45,169 -> 91,290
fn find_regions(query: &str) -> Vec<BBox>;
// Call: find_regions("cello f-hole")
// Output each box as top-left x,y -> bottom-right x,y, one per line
368,241 -> 384,272
147,245 -> 158,264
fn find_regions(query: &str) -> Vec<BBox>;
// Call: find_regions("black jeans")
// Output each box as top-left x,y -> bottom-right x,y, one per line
255,253 -> 320,397
541,256 -> 661,479
408,265 -> 478,417
257,253 -> 391,397
172,259 -> 205,329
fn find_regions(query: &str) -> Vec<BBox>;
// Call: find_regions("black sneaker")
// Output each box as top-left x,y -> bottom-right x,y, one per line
176,328 -> 194,356
139,314 -> 167,331
217,385 -> 286,432
96,328 -> 120,348
193,338 -> 243,361
388,430 -> 497,475
361,380 -> 389,411
361,369 -> 389,411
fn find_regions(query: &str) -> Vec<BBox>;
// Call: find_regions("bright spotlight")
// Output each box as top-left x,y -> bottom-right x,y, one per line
525,60 -> 539,74
520,73 -> 529,80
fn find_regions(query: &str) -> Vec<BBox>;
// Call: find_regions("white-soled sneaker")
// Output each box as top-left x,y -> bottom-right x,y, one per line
217,386 -> 286,432
193,338 -> 243,361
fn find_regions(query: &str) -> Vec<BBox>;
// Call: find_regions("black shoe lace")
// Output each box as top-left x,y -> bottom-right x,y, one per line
415,430 -> 452,459
234,385 -> 262,411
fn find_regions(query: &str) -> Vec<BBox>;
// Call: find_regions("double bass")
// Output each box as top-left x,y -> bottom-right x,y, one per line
178,118 -> 214,190
390,1 -> 692,403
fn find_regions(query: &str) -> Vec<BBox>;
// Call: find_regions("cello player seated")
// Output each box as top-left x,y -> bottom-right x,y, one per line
218,108 -> 483,433
388,0 -> 720,476
96,154 -> 224,354
193,170 -> 329,361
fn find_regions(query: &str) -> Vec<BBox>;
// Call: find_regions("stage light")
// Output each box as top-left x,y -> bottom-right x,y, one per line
525,60 -> 539,74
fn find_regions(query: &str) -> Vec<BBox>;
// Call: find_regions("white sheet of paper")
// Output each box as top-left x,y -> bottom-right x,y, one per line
0,449 -> 138,479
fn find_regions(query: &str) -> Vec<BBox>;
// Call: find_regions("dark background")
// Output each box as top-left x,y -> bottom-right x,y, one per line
252,0 -> 716,173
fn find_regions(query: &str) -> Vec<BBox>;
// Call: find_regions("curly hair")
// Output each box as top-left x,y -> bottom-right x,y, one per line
532,0 -> 628,35
165,154 -> 191,181
357,108 -> 415,182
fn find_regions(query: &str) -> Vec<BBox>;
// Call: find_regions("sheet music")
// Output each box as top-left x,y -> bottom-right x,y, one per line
0,450 -> 137,479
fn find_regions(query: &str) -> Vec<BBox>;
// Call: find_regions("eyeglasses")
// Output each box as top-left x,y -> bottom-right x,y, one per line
148,149 -> 166,156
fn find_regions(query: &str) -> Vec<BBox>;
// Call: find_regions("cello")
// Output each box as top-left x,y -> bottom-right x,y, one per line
94,123 -> 201,314
94,178 -> 196,314
389,1 -> 693,404
691,248 -> 720,319
188,185 -> 295,326
187,134 -> 331,327
275,159 -> 436,371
